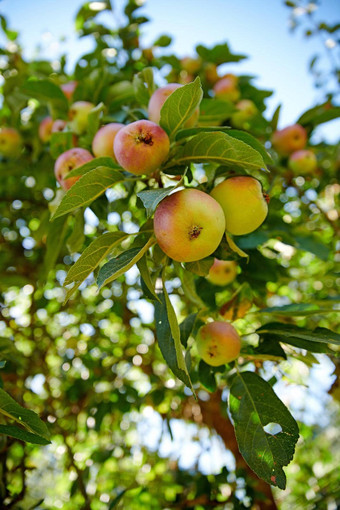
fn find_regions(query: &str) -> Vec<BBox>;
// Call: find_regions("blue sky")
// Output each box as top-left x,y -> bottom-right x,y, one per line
0,0 -> 339,141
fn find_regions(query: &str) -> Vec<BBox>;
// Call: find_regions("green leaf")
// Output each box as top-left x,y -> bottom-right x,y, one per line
50,132 -> 73,159
165,131 -> 266,172
0,424 -> 51,445
83,102 -> 105,144
97,237 -> 155,289
196,42 -> 247,65
198,98 -> 234,126
256,322 -> 340,346
154,292 -> 194,393
64,231 -> 129,302
228,130 -> 273,165
66,209 -> 85,254
0,388 -> 50,442
260,303 -> 337,317
175,126 -> 232,141
185,257 -> 214,277
137,186 -> 177,217
174,262 -> 205,308
137,254 -> 160,302
44,215 -> 69,275
229,371 -> 299,489
66,157 -> 120,179
297,103 -> 340,129
270,104 -> 281,131
198,360 -> 217,392
153,34 -> 172,47
133,67 -> 155,106
21,78 -> 69,113
160,77 -> 203,138
294,234 -> 330,261
179,313 -> 197,348
51,167 -> 127,220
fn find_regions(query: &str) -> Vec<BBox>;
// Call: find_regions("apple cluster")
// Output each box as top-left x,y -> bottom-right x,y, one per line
18,77 -> 274,368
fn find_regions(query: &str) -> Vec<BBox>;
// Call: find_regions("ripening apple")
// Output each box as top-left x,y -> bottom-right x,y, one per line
196,321 -> 241,366
69,101 -> 95,134
271,124 -> 307,156
211,176 -> 268,236
0,127 -> 22,158
61,81 -> 77,100
54,148 -> 93,190
206,258 -> 237,286
213,74 -> 240,103
114,120 -> 170,175
92,123 -> 124,160
153,189 -> 225,262
51,119 -> 67,133
39,117 -> 53,143
231,99 -> 257,129
288,150 -> 317,175
148,84 -> 199,127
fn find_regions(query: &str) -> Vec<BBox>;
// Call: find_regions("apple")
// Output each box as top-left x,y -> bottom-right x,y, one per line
51,119 -> 67,133
148,83 -> 199,127
114,120 -> 170,175
206,258 -> 237,286
213,74 -> 240,103
204,62 -> 219,84
0,127 -> 22,158
39,117 -> 53,143
54,148 -> 93,190
153,188 -> 225,262
271,124 -> 307,156
211,176 -> 268,236
231,99 -> 257,129
69,101 -> 95,134
196,321 -> 241,366
92,123 -> 124,160
181,56 -> 201,74
61,81 -> 77,100
288,149 -> 317,174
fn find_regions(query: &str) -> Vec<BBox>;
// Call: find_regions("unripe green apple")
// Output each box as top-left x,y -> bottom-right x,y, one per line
213,74 -> 240,103
204,62 -> 219,84
39,117 -> 53,143
181,56 -> 201,74
211,176 -> 268,236
69,101 -> 95,135
148,84 -> 199,127
113,120 -> 170,175
153,189 -> 225,262
207,258 -> 237,286
54,148 -> 93,190
61,81 -> 77,101
231,99 -> 257,129
271,124 -> 307,156
196,321 -> 241,366
0,127 -> 22,158
288,150 -> 317,175
92,123 -> 124,160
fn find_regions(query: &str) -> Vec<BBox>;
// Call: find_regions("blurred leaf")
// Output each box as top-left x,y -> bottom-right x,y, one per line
44,215 -> 69,275
137,254 -> 160,301
260,303 -> 338,316
198,360 -> 217,392
133,67 -> 155,106
160,77 -> 203,138
50,132 -> 73,159
66,209 -> 85,254
185,257 -> 214,277
297,103 -> 340,129
179,313 -> 197,348
229,371 -> 299,489
196,42 -> 247,64
21,79 -> 69,113
153,34 -> 172,47
198,98 -> 235,126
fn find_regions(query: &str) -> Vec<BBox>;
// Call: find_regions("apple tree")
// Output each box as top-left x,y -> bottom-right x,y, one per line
0,1 -> 339,508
